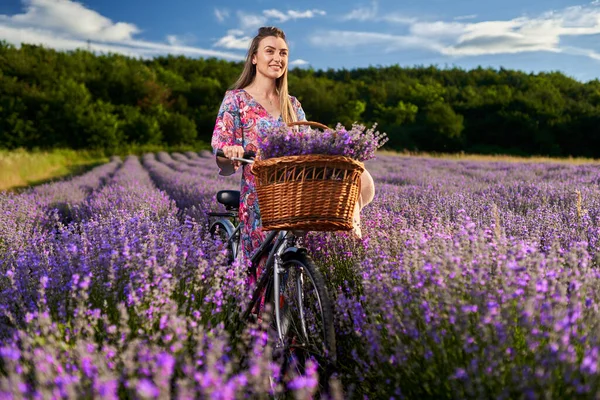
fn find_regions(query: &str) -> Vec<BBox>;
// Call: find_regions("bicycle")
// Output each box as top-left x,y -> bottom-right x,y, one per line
208,149 -> 337,390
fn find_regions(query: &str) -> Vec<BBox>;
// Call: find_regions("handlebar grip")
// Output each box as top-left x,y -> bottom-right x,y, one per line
216,149 -> 256,159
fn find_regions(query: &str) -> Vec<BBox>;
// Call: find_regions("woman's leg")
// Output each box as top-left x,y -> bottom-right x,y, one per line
353,169 -> 375,239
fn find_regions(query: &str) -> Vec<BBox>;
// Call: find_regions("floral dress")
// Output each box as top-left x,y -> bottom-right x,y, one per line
211,89 -> 306,270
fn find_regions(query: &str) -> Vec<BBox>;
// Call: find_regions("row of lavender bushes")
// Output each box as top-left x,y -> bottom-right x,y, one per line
3,151 -> 600,398
0,156 -> 122,265
0,152 -> 320,399
306,156 -> 600,398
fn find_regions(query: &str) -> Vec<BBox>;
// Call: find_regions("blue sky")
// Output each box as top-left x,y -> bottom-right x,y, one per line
1,0 -> 600,81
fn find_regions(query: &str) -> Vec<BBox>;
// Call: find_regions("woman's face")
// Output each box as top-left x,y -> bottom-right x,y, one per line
252,36 -> 288,80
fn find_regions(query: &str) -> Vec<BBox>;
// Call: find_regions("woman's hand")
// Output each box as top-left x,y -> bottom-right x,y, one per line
222,145 -> 244,159
221,145 -> 245,169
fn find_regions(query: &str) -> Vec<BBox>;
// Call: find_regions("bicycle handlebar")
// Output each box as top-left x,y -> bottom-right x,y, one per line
216,149 -> 256,164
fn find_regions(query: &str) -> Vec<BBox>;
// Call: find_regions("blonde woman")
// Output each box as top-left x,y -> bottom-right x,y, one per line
212,26 -> 373,276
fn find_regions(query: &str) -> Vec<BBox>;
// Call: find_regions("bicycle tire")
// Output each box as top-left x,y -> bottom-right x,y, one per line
209,220 -> 235,264
274,251 -> 337,390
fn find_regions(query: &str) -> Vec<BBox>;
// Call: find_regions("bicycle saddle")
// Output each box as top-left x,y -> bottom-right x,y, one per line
216,190 -> 240,210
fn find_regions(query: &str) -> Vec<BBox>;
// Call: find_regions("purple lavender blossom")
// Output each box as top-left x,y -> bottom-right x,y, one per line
3,153 -> 600,399
258,122 -> 388,161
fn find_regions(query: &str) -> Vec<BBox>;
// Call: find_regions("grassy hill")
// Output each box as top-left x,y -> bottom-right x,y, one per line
0,148 -> 108,191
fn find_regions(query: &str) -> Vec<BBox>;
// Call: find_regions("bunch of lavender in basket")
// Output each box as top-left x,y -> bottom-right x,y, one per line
258,122 -> 388,162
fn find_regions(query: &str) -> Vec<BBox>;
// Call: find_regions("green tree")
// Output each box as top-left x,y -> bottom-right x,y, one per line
80,100 -> 122,152
2,40 -> 600,157
119,106 -> 162,145
159,112 -> 197,146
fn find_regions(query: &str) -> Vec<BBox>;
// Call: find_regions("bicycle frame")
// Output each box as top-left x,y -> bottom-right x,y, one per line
241,229 -> 297,342
210,151 -> 306,345
210,206 -> 304,346
211,151 -> 337,386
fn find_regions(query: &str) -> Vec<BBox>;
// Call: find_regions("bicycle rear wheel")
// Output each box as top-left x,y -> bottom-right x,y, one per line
209,220 -> 235,264
274,251 -> 336,390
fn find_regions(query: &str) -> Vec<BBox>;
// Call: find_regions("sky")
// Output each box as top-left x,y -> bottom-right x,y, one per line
1,0 -> 600,81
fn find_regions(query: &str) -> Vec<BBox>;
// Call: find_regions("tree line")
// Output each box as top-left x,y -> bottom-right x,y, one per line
1,41 -> 600,157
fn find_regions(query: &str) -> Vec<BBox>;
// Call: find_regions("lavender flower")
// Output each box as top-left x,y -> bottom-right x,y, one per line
258,122 -> 388,161
3,152 -> 600,399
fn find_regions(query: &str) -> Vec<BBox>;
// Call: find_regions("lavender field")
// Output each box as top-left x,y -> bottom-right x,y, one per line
2,151 -> 600,399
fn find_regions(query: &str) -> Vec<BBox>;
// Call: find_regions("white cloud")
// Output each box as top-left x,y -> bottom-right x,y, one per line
3,0 -> 139,41
342,0 -> 378,21
214,8 -> 229,23
227,29 -> 245,36
341,1 -> 413,24
309,30 -> 443,53
231,8 -> 325,41
0,0 -> 244,61
166,35 -> 179,46
165,33 -> 196,46
215,7 -> 326,53
312,4 -> 600,61
409,21 -> 467,38
557,46 -> 600,60
237,11 -> 268,30
437,7 -> 600,56
445,33 -> 559,56
290,59 -> 309,66
583,49 -> 600,60
262,8 -> 326,23
383,14 -> 417,24
263,9 -> 288,22
288,10 -> 327,19
213,29 -> 252,50
454,14 -> 477,21
287,9 -> 326,19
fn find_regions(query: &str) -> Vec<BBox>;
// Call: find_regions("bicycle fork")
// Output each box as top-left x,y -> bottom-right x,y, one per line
273,233 -> 307,347
273,235 -> 287,345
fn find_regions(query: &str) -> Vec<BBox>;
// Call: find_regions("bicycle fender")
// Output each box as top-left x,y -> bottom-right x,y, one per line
209,218 -> 236,238
281,247 -> 308,260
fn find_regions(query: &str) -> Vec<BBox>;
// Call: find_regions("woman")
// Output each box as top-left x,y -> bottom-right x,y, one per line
212,26 -> 373,272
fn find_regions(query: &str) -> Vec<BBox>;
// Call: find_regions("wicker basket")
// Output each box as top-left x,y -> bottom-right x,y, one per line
251,121 -> 365,231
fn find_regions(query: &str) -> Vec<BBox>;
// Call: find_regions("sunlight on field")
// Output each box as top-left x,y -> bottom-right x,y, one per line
0,148 -> 108,191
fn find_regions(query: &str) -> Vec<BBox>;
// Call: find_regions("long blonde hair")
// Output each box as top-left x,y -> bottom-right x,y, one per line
231,26 -> 298,123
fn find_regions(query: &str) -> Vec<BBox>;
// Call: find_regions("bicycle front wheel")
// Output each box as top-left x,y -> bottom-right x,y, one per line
275,251 -> 336,387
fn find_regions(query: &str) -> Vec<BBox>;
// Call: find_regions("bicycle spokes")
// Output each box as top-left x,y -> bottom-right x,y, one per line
278,262 -> 331,365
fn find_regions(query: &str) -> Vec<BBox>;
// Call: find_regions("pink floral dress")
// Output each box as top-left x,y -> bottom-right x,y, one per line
211,89 -> 306,269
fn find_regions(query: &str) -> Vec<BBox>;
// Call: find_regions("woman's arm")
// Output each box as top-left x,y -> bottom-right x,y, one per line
212,91 -> 244,176
291,96 -> 307,122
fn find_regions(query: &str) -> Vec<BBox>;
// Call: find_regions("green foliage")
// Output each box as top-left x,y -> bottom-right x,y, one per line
1,41 -> 600,156
423,102 -> 464,140
159,111 -> 197,146
375,100 -> 418,126
81,100 -> 123,152
119,106 -> 163,145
